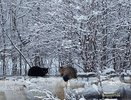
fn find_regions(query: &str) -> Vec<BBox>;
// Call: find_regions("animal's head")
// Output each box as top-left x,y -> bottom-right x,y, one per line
59,67 -> 65,76
43,68 -> 48,74
63,75 -> 69,82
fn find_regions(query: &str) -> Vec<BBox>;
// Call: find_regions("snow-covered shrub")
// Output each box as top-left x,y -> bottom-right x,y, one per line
102,68 -> 115,75
64,84 -> 100,100
27,89 -> 59,100
64,79 -> 86,100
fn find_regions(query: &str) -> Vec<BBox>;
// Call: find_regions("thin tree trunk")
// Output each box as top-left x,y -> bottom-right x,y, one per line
112,43 -> 117,71
2,34 -> 6,76
11,56 -> 18,75
19,45 -> 22,75
24,62 -> 27,75
123,33 -> 130,71
0,0 -> 6,76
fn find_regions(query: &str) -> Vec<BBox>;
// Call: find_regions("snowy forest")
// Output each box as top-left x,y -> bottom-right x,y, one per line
0,0 -> 131,100
0,0 -> 131,75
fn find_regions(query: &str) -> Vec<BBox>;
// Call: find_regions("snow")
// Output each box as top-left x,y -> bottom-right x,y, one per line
0,79 -> 27,100
73,15 -> 88,21
102,68 -> 115,75
126,70 -> 131,75
0,75 -> 130,100
62,40 -> 72,48
0,76 -> 85,100
79,97 -> 86,100
92,11 -> 102,15
0,77 -> 62,100
27,89 -> 57,100
75,6 -> 80,10
26,77 -> 65,100
100,80 -> 122,93
78,72 -> 97,76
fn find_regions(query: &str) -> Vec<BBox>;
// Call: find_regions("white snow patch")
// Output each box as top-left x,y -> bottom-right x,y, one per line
126,70 -> 131,75
73,15 -> 88,21
62,40 -> 72,48
102,68 -> 115,75
79,97 -> 86,100
75,6 -> 80,10
92,11 -> 102,15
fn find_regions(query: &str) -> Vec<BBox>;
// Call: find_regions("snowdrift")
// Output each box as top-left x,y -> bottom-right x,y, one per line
0,75 -> 131,100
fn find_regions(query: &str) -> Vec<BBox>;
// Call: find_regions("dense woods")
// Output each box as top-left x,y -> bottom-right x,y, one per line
0,0 -> 131,75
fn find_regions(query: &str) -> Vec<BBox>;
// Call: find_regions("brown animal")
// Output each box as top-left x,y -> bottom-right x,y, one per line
59,65 -> 77,82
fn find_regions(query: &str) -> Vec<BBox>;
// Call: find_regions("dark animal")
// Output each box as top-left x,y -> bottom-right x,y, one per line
28,66 -> 48,77
59,65 -> 77,82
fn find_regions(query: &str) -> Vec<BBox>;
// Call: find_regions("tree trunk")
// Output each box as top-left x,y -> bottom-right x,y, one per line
19,45 -> 22,75
123,33 -> 130,71
0,0 -> 6,76
11,55 -> 18,75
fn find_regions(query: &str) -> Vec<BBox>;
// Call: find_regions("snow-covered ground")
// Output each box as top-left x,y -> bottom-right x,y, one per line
0,75 -> 130,100
0,76 -> 85,100
0,78 -> 27,100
